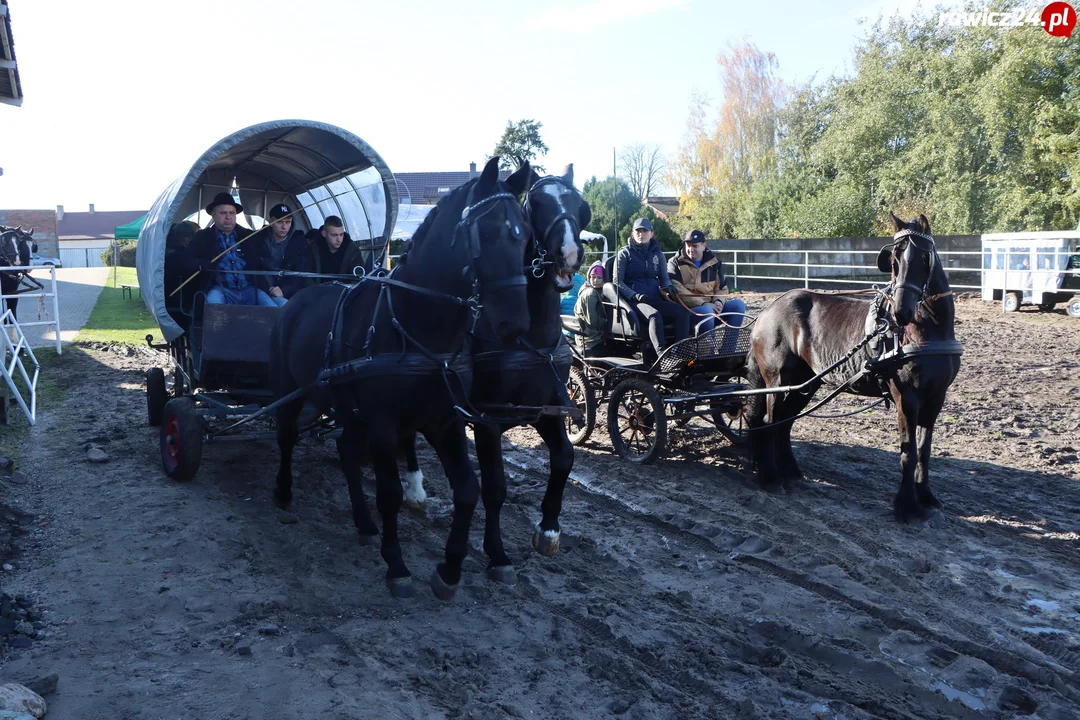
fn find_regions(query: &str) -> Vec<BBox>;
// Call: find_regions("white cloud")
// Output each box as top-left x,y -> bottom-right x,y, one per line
528,0 -> 691,33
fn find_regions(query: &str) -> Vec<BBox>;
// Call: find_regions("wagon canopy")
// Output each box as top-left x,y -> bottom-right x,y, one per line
136,119 -> 399,342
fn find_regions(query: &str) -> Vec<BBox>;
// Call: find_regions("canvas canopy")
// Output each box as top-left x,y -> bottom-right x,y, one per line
136,119 -> 399,342
114,214 -> 146,240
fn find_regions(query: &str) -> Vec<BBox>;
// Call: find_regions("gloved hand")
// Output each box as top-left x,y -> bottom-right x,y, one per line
633,293 -> 649,304
197,259 -> 216,273
660,287 -> 677,302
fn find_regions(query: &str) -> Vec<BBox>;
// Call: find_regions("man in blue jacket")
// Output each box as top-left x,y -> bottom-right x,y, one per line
614,217 -> 690,357
189,193 -> 278,307
245,203 -> 310,303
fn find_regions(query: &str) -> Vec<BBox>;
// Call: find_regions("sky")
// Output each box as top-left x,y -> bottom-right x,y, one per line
0,0 -> 951,213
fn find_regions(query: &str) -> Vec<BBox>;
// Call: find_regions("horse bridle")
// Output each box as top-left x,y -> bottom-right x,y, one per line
522,176 -> 581,279
452,189 -> 530,293
887,228 -> 938,301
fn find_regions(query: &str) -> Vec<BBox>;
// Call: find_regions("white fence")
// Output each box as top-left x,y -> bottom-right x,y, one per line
0,265 -> 63,354
1,308 -> 40,425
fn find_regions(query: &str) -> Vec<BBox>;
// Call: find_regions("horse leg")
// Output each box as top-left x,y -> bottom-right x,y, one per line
473,423 -> 515,584
745,352 -> 782,492
915,390 -> 947,511
532,414 -> 573,557
370,428 -> 412,597
336,420 -> 381,544
273,394 -> 304,509
425,419 -> 480,601
401,432 -> 427,511
892,391 -> 926,522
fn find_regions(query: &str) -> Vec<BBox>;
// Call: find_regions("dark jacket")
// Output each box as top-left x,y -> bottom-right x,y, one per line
244,227 -> 310,298
667,247 -> 727,308
615,238 -> 672,302
298,233 -> 365,289
188,225 -> 266,293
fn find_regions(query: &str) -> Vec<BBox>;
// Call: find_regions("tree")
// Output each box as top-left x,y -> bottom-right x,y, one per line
619,143 -> 666,199
491,119 -> 549,172
582,176 -> 641,246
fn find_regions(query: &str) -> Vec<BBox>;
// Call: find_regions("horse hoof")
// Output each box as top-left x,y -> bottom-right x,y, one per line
894,499 -> 932,524
532,528 -> 561,557
486,564 -> 517,585
386,576 -> 414,599
429,569 -> 459,601
273,488 -> 291,509
357,533 -> 379,547
402,498 -> 427,515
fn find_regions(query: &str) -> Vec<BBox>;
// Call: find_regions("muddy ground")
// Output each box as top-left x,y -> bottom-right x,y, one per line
0,295 -> 1078,719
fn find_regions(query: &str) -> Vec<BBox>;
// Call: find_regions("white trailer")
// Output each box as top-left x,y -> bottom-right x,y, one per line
981,231 -> 1080,317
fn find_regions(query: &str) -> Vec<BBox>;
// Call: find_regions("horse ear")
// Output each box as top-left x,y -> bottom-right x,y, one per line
505,162 -> 533,197
917,214 -> 931,235
27,227 -> 34,237
561,163 -> 574,185
888,212 -> 904,233
478,156 -> 501,190
876,246 -> 893,274
578,198 -> 592,231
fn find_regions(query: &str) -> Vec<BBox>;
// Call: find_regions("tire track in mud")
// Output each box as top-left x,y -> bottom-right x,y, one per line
500,447 -> 1080,708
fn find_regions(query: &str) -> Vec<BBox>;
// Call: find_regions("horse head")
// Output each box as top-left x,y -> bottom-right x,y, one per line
878,212 -> 939,327
407,155 -> 532,342
0,226 -> 25,267
523,164 -> 590,291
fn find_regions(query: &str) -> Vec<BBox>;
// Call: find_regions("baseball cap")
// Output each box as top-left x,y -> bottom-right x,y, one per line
632,217 -> 653,232
683,229 -> 706,244
268,203 -> 292,220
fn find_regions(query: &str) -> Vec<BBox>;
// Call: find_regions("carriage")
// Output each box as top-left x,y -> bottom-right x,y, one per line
136,120 -> 398,481
560,257 -> 753,464
980,232 -> 1080,317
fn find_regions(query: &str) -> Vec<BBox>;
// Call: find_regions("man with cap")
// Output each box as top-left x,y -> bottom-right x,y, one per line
189,192 -> 278,307
667,229 -> 746,341
613,217 -> 690,359
246,203 -> 309,304
573,261 -> 610,357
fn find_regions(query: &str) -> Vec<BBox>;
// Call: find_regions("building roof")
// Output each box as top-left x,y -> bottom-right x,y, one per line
0,1 -> 22,107
58,210 -> 147,240
644,196 -> 680,221
395,170 -> 511,205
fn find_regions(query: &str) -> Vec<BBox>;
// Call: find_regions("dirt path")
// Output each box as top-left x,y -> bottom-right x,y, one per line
0,297 -> 1078,719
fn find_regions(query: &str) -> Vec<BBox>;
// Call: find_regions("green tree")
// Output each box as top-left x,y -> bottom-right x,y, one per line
491,119 -> 549,172
582,176 -> 642,247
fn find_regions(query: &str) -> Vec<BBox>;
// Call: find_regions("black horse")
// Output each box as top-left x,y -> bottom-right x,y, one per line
401,165 -> 590,583
270,157 -> 534,599
744,213 -> 961,522
0,225 -> 35,322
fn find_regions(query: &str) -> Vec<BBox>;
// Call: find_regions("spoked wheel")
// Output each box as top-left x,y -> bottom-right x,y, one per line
146,368 -> 168,426
711,399 -> 749,447
607,378 -> 666,464
565,366 -> 596,446
160,397 -> 203,482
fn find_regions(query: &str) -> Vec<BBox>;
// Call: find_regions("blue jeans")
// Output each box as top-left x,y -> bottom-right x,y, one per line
691,298 -> 747,353
206,286 -> 279,307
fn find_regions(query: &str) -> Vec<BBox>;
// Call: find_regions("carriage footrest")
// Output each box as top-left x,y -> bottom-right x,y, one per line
473,403 -> 584,423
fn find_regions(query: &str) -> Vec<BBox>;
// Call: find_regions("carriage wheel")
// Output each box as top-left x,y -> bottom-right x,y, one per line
565,366 -> 596,446
711,399 -> 749,447
1068,299 -> 1080,318
146,368 -> 168,427
607,378 -> 666,464
160,398 -> 203,482
1003,292 -> 1022,312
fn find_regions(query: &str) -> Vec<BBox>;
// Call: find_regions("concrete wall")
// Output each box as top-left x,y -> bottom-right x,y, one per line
0,208 -> 60,258
708,234 -> 981,289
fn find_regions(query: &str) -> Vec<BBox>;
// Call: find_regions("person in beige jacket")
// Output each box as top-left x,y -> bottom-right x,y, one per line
667,229 -> 746,337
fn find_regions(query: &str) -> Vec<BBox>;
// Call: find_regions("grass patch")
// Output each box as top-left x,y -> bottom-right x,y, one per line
77,267 -> 162,345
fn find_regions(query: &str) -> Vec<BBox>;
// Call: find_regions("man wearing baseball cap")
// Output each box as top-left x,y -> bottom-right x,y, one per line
247,203 -> 310,303
668,228 -> 746,350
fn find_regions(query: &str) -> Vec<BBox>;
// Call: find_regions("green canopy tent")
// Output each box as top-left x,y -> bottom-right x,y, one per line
110,214 -> 147,287
113,214 -> 147,240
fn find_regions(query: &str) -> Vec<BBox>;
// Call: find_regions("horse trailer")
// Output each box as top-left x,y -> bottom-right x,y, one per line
981,232 -> 1080,316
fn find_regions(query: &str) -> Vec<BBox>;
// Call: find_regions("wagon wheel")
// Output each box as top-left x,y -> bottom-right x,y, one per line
1003,292 -> 1022,312
607,378 -> 666,464
711,399 -> 748,447
565,366 -> 596,446
1068,299 -> 1080,318
146,368 -> 168,427
160,397 -> 203,482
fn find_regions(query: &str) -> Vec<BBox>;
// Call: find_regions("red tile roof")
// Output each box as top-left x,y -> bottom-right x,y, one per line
395,171 -> 511,205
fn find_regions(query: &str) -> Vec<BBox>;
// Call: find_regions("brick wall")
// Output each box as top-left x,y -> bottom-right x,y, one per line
0,209 -> 60,258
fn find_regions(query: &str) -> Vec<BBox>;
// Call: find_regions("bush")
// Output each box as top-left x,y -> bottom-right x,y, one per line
101,241 -> 138,267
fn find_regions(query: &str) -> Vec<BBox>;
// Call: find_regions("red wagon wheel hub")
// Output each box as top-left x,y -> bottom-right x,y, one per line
164,416 -> 181,469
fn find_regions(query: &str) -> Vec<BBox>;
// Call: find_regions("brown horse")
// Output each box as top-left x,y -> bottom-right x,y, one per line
744,213 -> 961,521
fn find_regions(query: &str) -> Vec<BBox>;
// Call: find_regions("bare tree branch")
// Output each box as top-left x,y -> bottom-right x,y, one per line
619,143 -> 666,200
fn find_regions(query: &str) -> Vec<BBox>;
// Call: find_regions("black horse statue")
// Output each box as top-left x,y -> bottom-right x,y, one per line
744,213 -> 961,522
0,225 -> 35,322
270,157 -> 534,599
401,165 -> 590,584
